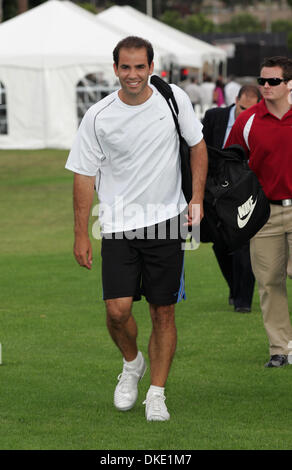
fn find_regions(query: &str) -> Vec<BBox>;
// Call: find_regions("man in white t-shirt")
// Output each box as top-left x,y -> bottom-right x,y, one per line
65,36 -> 208,421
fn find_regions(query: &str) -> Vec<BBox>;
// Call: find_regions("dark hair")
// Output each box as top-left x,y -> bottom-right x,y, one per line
238,84 -> 262,102
260,56 -> 292,82
113,36 -> 154,67
215,78 -> 224,89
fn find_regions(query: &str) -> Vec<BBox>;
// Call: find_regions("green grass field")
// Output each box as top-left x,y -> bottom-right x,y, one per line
1,149 -> 292,450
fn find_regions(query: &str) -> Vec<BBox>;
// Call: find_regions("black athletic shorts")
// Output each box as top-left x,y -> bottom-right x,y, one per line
101,215 -> 187,305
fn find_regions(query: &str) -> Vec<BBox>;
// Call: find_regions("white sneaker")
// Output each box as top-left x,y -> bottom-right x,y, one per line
114,352 -> 147,411
143,391 -> 170,421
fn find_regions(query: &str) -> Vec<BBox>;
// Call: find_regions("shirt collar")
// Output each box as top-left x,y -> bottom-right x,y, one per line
257,99 -> 270,117
222,105 -> 236,148
227,104 -> 236,127
257,97 -> 292,118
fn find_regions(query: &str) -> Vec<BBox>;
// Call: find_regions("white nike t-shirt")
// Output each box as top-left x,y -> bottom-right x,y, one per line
65,83 -> 203,233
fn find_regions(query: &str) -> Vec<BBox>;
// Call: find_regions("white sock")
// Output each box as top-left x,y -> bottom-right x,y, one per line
124,351 -> 141,368
148,385 -> 165,396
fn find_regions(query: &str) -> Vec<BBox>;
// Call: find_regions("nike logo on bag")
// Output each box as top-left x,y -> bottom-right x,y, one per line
237,196 -> 257,228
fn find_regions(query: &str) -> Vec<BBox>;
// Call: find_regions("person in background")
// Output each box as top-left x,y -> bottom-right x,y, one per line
202,84 -> 261,313
213,78 -> 225,107
200,75 -> 216,109
226,56 -> 292,367
224,75 -> 241,107
184,76 -> 201,109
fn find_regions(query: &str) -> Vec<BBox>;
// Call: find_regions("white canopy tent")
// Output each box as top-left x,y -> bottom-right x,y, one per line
0,0 -> 172,149
97,5 -> 227,78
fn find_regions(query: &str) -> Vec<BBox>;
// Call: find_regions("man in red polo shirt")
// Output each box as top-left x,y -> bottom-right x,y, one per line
226,56 -> 292,368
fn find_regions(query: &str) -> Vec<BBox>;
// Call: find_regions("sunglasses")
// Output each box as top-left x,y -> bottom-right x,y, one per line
257,77 -> 285,86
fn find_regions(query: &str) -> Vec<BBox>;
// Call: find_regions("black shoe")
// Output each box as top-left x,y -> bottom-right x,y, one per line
264,355 -> 288,368
234,307 -> 251,313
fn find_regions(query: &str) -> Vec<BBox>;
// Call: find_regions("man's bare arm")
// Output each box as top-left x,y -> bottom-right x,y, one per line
73,173 -> 96,269
186,138 -> 208,226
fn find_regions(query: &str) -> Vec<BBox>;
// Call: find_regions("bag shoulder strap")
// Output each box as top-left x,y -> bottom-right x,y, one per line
150,75 -> 181,136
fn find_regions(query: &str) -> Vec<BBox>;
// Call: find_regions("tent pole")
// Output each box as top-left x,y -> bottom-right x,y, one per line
146,0 -> 152,17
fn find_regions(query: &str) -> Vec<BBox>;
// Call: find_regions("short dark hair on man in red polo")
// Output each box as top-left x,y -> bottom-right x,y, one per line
260,56 -> 292,83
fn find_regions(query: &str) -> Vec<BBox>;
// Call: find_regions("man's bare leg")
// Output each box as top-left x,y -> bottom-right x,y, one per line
143,303 -> 176,421
105,297 -> 138,361
148,303 -> 177,386
106,297 -> 146,411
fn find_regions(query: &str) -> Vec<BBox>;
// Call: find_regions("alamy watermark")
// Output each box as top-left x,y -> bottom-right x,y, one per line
91,200 -> 200,250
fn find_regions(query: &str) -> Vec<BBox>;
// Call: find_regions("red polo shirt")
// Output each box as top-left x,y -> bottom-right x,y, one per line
225,99 -> 292,200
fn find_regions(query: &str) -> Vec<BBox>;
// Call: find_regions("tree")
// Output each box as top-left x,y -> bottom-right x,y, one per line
77,2 -> 98,14
29,0 -> 46,6
219,12 -> 262,32
2,0 -> 17,21
159,10 -> 185,31
271,19 -> 292,33
185,13 -> 216,34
